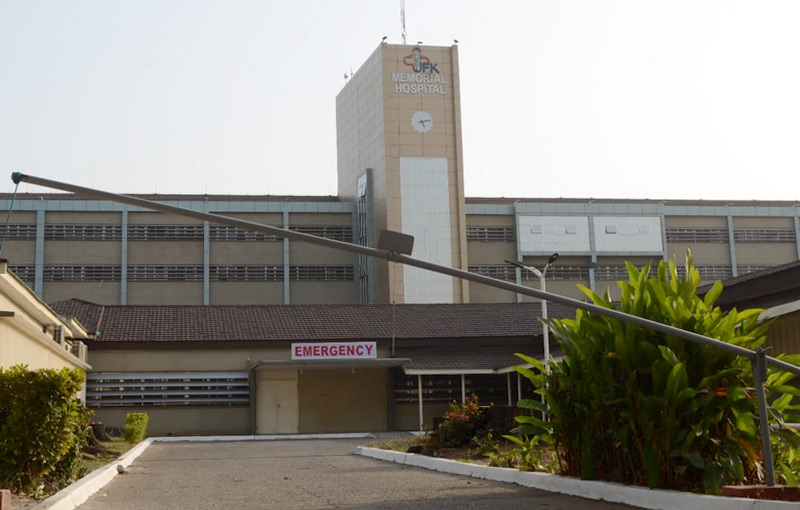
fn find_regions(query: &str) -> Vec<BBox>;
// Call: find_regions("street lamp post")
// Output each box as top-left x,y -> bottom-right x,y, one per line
506,253 -> 559,367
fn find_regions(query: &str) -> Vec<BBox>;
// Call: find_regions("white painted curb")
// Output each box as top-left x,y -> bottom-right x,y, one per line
151,432 -> 375,442
33,433 -> 374,510
356,446 -> 796,510
34,438 -> 153,510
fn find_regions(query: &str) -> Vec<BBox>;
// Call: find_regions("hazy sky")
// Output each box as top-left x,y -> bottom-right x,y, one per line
1,1 -> 799,200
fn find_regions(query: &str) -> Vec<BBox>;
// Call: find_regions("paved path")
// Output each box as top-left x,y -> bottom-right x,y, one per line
77,438 -> 637,509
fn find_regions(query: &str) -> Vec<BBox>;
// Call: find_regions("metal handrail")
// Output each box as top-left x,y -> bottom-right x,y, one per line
11,171 -> 800,485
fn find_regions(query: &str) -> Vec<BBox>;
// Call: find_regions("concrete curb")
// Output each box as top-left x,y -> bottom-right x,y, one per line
151,432 -> 375,442
34,438 -> 153,510
356,446 -> 796,510
33,433 -> 374,510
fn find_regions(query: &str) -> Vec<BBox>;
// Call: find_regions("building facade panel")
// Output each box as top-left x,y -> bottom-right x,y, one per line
209,282 -> 284,305
126,282 -> 204,305
43,282 -> 122,305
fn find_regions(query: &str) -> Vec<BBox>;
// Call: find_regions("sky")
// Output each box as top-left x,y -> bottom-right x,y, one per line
1,1 -> 799,201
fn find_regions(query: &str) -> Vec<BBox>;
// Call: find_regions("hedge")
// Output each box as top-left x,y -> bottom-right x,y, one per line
0,365 -> 91,494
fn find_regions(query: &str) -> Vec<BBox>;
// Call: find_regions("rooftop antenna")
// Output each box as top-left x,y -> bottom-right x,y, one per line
400,0 -> 406,45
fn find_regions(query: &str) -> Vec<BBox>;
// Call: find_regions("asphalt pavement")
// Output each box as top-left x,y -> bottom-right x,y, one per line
76,438 -> 638,509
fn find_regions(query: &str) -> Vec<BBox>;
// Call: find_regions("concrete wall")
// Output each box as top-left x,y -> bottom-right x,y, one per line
93,407 -> 250,437
0,319 -> 84,371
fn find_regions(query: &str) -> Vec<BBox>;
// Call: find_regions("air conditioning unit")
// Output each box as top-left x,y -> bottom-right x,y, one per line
53,325 -> 65,346
71,341 -> 88,362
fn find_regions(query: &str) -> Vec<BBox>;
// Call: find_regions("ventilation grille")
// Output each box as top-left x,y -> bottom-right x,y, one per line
466,227 -> 515,243
86,372 -> 249,407
128,225 -> 203,241
45,225 -> 122,241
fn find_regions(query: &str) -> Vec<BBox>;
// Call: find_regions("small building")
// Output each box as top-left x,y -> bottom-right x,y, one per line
0,260 -> 90,373
50,299 -> 568,435
702,261 -> 800,355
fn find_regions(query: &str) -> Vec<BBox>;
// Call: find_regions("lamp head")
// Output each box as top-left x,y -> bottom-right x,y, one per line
547,253 -> 559,265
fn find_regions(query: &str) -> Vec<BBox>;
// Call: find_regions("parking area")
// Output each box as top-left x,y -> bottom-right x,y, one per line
75,438 -> 636,509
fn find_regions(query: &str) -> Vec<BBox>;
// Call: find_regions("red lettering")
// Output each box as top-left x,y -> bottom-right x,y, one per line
294,346 -> 302,357
302,346 -> 313,357
366,344 -> 374,355
330,345 -> 339,356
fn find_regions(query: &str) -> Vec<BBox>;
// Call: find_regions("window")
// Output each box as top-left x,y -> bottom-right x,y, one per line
530,225 -> 543,234
665,228 -> 728,243
128,266 -> 204,282
209,225 -> 281,242
466,227 -> 515,243
393,373 -> 536,404
43,266 -> 122,282
210,266 -> 282,282
0,224 -> 36,240
565,224 -> 578,234
733,229 -> 796,243
290,266 -> 353,281
86,372 -> 249,408
605,225 -> 617,234
8,265 -> 35,283
468,265 -> 516,280
45,224 -> 122,241
289,226 -> 353,242
128,225 -> 203,241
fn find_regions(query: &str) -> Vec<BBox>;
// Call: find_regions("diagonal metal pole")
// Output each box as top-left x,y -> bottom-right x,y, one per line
11,172 -> 800,485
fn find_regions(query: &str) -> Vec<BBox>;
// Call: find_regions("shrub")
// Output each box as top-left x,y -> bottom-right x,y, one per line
124,413 -> 149,443
0,365 -> 91,494
512,253 -> 800,493
424,395 -> 488,453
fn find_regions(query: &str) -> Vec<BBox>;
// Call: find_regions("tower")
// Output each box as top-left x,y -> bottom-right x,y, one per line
336,43 -> 468,304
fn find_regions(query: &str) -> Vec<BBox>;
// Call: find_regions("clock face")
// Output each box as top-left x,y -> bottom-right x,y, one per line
411,110 -> 434,134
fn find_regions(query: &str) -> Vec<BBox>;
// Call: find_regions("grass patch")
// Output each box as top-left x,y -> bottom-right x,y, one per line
78,437 -> 135,474
364,436 -> 425,452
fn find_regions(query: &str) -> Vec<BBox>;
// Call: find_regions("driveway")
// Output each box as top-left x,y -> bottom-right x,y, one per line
76,438 -> 637,509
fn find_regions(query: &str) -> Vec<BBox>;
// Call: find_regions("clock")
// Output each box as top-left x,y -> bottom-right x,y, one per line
411,110 -> 434,134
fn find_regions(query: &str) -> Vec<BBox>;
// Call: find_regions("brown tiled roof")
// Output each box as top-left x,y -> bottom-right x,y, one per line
49,299 -> 574,344
697,261 -> 800,310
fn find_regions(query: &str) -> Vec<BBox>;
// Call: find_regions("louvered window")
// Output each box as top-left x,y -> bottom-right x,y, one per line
0,224 -> 36,240
466,227 -> 515,243
45,224 -> 122,241
289,226 -> 353,242
469,265 -> 517,280
209,225 -> 281,242
128,225 -> 204,241
8,265 -> 35,283
665,228 -> 728,243
43,266 -> 122,282
290,266 -> 353,281
86,372 -> 249,407
210,266 -> 282,282
128,266 -> 204,282
733,229 -> 796,243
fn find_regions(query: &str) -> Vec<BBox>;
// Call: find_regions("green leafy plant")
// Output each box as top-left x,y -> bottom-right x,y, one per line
424,394 -> 488,453
512,252 -> 800,493
124,413 -> 149,443
0,365 -> 91,494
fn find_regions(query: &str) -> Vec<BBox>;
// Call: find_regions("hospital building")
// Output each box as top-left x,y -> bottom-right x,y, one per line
2,43 -> 800,435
